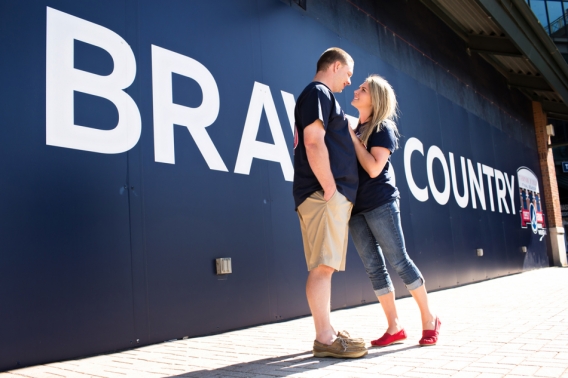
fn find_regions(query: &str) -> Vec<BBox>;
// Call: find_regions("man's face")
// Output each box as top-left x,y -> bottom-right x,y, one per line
333,62 -> 353,93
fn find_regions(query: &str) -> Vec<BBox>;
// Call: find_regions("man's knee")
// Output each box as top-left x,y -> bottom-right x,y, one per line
310,264 -> 335,277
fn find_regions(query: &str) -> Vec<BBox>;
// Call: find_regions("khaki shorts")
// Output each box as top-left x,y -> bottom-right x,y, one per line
297,190 -> 353,271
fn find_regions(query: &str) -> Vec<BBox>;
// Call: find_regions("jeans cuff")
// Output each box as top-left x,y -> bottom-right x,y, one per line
406,277 -> 424,291
374,286 -> 395,297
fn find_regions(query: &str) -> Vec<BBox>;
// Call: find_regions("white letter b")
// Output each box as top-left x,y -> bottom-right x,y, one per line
46,7 -> 141,153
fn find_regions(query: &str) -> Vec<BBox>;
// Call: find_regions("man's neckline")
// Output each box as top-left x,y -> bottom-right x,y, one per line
313,81 -> 331,91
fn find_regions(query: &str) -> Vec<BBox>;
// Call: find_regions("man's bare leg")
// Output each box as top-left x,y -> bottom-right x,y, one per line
306,264 -> 336,345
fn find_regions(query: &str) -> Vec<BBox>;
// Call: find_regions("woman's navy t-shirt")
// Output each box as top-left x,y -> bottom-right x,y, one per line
352,121 -> 400,215
293,82 -> 358,209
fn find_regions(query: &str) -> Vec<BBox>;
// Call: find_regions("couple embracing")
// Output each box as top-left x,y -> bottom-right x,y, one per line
293,48 -> 441,359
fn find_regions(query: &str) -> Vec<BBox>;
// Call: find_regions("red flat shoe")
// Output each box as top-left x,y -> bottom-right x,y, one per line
419,317 -> 441,346
371,329 -> 407,347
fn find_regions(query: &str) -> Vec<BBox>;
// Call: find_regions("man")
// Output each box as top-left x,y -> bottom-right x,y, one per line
293,48 -> 367,358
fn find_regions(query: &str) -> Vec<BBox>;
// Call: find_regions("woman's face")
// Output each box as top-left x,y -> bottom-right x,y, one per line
351,81 -> 372,112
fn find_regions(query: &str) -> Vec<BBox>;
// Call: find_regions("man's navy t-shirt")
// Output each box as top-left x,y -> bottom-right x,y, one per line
352,121 -> 400,215
293,82 -> 358,209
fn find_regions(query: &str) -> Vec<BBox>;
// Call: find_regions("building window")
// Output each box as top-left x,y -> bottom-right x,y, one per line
526,0 -> 568,38
548,1 -> 566,37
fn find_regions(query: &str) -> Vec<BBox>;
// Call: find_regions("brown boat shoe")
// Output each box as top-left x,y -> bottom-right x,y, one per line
337,330 -> 365,346
313,335 -> 368,358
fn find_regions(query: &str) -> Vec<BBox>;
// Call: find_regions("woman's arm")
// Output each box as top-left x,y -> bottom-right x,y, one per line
349,126 -> 391,179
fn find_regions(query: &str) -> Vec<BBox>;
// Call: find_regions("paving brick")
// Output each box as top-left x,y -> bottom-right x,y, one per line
381,365 -> 414,375
449,373 -> 480,378
399,372 -> 445,378
322,372 -> 372,378
463,366 -> 511,375
440,360 -> 471,370
205,370 -> 253,378
471,362 -> 516,371
476,356 -> 504,364
509,365 -> 541,376
41,366 -> 93,378
523,359 -> 568,369
534,367 -> 567,378
411,367 -> 457,375
498,356 -> 526,365
289,369 -> 333,377
556,353 -> 568,360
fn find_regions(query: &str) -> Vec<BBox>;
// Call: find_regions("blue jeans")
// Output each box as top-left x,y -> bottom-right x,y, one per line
349,200 -> 424,296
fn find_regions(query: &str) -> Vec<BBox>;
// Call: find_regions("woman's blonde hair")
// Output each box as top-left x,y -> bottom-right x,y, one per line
358,75 -> 400,148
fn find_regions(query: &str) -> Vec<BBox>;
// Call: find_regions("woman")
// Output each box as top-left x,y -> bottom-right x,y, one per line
348,75 -> 440,347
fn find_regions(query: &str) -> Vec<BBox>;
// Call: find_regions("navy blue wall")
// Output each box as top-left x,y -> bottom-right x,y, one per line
0,0 -> 548,370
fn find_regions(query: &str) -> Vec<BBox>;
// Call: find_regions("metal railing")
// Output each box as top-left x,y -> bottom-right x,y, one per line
548,10 -> 568,35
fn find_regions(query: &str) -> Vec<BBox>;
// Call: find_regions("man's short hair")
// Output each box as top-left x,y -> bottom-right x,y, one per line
316,48 -> 353,73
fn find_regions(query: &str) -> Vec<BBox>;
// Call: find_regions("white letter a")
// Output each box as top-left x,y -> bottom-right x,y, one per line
234,82 -> 294,182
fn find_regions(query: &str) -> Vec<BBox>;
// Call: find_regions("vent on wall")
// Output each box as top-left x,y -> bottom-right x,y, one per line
216,258 -> 232,275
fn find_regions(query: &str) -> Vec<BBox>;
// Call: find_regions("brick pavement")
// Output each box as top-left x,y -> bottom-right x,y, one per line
3,267 -> 568,378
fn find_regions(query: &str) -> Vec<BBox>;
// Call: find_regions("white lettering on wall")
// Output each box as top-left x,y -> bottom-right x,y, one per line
43,8 -> 522,215
468,160 -> 486,210
46,7 -> 141,153
234,82 -> 294,181
151,45 -> 227,171
505,173 -> 516,215
494,169 -> 509,214
281,91 -> 296,134
404,138 -> 429,202
449,153 -> 469,208
426,145 -> 450,205
403,137 -> 517,215
482,165 -> 496,212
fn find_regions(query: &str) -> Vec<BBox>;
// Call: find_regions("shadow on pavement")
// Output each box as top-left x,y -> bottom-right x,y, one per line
167,345 -> 421,377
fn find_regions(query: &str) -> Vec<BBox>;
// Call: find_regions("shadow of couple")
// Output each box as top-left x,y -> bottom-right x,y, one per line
166,344 -> 420,377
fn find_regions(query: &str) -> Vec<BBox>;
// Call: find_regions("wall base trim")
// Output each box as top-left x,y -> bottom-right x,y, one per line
548,227 -> 567,267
